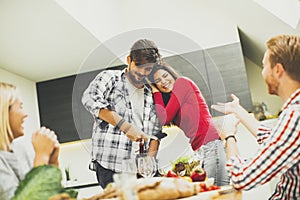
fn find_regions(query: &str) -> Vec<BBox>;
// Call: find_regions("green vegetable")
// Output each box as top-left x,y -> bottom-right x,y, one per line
12,165 -> 77,200
171,156 -> 191,175
170,156 -> 201,176
171,156 -> 191,167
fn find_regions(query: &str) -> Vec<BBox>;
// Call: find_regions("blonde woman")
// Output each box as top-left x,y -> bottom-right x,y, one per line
0,82 -> 60,199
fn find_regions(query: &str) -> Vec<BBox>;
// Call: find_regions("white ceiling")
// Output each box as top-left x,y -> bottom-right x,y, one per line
0,0 -> 99,82
0,0 -> 299,82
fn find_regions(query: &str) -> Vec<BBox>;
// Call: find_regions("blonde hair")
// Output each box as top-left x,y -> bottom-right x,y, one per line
0,82 -> 17,151
267,35 -> 300,82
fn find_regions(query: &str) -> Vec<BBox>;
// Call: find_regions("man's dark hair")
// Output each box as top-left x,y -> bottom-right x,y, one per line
129,39 -> 161,65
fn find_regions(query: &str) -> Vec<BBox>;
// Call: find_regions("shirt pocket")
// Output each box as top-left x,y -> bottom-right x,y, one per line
111,88 -> 127,116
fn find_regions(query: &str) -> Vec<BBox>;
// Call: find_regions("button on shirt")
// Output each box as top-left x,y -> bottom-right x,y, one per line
226,89 -> 300,200
82,69 -> 162,172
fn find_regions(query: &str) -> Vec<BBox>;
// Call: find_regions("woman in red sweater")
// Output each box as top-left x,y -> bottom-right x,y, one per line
148,62 -> 229,186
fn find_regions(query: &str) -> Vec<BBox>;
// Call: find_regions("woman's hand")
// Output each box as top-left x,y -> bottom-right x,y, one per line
32,127 -> 59,166
49,142 -> 60,166
150,84 -> 159,93
211,94 -> 240,114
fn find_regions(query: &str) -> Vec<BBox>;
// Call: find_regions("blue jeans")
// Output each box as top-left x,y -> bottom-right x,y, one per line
196,139 -> 230,186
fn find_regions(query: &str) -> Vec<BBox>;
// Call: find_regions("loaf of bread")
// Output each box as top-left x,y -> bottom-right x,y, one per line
137,178 -> 180,200
84,177 -> 199,200
136,177 -> 199,200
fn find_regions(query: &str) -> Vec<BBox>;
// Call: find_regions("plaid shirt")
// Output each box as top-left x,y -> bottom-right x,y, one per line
82,69 -> 162,172
226,89 -> 300,200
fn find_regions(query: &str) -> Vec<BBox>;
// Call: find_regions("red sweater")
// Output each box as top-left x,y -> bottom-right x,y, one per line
153,77 -> 219,150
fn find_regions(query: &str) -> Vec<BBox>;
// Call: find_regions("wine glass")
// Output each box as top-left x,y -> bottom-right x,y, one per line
136,155 -> 157,178
122,157 -> 137,175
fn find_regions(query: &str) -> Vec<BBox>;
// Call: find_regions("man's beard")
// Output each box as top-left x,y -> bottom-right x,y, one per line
265,75 -> 279,95
128,70 -> 146,85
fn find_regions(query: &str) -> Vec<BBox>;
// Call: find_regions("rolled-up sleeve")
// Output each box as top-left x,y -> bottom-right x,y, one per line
226,109 -> 300,191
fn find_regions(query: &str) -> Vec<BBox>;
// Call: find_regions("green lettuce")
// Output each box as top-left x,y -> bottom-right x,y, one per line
12,165 -> 77,200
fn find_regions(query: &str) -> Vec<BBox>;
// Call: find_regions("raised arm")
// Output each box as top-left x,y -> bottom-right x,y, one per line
214,114 -> 240,159
82,71 -> 149,142
32,127 -> 59,167
211,94 -> 260,138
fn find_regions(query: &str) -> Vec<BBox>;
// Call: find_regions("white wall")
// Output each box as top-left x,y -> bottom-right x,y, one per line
244,57 -> 282,115
0,68 -> 40,135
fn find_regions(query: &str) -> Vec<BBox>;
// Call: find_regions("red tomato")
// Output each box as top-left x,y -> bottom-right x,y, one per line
166,170 -> 178,178
210,185 -> 221,190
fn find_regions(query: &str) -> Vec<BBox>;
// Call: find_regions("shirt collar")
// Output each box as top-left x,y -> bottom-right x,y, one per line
281,88 -> 300,111
121,68 -> 127,78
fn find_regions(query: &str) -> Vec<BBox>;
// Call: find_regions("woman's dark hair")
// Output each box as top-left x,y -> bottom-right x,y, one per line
148,62 -> 180,84
129,39 -> 161,65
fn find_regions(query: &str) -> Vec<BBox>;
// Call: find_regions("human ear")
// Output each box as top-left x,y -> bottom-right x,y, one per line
275,63 -> 284,78
127,56 -> 131,65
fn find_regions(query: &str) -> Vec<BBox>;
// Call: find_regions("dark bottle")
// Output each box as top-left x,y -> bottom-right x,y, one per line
136,141 -> 145,178
139,141 -> 145,154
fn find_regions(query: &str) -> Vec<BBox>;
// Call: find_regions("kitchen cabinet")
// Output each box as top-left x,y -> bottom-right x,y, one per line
165,42 -> 252,116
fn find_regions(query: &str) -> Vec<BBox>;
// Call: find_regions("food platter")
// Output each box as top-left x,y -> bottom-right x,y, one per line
82,154 -> 238,200
83,175 -> 232,200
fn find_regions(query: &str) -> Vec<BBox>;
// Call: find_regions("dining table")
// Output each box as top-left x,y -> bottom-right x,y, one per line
75,177 -> 244,200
